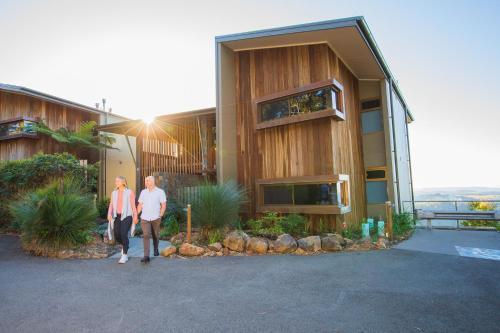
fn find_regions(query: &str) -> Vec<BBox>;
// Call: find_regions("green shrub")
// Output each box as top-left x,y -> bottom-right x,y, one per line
318,218 -> 330,234
247,212 -> 284,237
97,197 -> 110,219
10,177 -> 97,249
191,181 -> 246,232
161,215 -> 180,237
392,212 -> 415,237
342,223 -> 362,240
280,214 -> 308,237
465,202 -> 497,227
207,229 -> 224,244
0,153 -> 98,228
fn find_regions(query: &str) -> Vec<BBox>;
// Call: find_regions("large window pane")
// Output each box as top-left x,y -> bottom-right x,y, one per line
259,87 -> 337,122
294,184 -> 337,205
262,183 -> 339,205
366,181 -> 388,204
263,185 -> 293,205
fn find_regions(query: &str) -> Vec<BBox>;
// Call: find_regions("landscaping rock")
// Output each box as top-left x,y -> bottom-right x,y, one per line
324,233 -> 347,246
160,245 -> 177,257
208,242 -> 222,252
294,248 -> 306,255
272,234 -> 297,253
246,237 -> 269,254
321,235 -> 343,252
344,238 -> 354,248
348,239 -> 373,251
222,247 -> 230,256
376,237 -> 390,249
223,231 -> 249,252
297,236 -> 321,252
179,243 -> 205,257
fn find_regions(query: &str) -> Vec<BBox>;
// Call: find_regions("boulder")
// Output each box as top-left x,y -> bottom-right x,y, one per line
321,235 -> 344,252
297,236 -> 321,252
324,233 -> 347,246
208,242 -> 222,252
160,245 -> 177,257
343,238 -> 354,248
376,237 -> 390,249
246,237 -> 269,254
294,248 -> 306,255
179,243 -> 205,257
272,234 -> 297,254
223,231 -> 249,252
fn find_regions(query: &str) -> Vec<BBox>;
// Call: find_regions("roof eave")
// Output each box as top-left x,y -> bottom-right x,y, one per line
215,16 -> 414,122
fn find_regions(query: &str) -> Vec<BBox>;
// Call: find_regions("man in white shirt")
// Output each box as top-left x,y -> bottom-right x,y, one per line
137,176 -> 167,263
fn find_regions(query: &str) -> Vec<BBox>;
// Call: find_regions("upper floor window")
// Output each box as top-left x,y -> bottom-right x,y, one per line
0,118 -> 38,141
255,79 -> 345,130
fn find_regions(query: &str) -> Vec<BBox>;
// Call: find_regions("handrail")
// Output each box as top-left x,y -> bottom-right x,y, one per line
401,200 -> 500,229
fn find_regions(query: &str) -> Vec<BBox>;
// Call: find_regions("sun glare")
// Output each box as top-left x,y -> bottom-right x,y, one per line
142,114 -> 156,125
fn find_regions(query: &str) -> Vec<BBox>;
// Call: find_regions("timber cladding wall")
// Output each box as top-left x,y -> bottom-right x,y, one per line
234,43 -> 366,229
0,91 -> 99,162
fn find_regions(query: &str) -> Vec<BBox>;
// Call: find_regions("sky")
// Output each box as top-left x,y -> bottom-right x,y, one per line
0,0 -> 499,189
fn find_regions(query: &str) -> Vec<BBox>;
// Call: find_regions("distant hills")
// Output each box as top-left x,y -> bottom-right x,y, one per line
414,187 -> 500,202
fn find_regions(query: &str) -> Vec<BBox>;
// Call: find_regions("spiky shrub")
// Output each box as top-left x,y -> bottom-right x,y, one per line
96,197 -> 110,219
10,177 -> 97,249
191,181 -> 246,233
207,229 -> 224,244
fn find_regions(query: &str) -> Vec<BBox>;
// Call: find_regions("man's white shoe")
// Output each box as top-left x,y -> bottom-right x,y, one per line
118,254 -> 128,264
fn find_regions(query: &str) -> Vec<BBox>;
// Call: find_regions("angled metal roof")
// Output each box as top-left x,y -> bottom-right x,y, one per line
215,16 -> 414,121
0,83 -> 129,120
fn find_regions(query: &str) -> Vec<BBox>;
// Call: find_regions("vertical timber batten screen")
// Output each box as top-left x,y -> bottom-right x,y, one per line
139,115 -> 216,183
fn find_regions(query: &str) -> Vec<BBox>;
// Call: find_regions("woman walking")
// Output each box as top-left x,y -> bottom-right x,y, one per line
107,176 -> 138,264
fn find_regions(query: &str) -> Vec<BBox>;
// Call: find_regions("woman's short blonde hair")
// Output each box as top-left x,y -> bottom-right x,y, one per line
115,176 -> 128,188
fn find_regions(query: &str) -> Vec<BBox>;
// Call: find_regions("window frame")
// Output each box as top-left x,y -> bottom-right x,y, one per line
365,166 -> 387,182
253,79 -> 346,130
256,174 -> 351,214
0,116 -> 40,141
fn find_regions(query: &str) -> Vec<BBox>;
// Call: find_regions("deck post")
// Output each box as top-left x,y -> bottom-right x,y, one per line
187,204 -> 192,243
385,201 -> 393,240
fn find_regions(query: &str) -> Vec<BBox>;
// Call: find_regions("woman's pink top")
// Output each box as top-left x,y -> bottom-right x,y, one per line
107,190 -> 137,218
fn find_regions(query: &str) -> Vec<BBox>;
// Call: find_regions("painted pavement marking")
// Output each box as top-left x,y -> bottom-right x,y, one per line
455,246 -> 500,261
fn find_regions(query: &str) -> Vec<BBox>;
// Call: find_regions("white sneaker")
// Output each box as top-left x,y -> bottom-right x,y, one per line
118,254 -> 128,264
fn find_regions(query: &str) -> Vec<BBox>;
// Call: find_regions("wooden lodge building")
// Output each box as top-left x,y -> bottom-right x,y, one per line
99,16 -> 415,230
0,83 -> 133,198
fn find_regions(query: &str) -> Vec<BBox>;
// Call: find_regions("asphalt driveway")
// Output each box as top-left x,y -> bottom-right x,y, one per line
0,234 -> 499,333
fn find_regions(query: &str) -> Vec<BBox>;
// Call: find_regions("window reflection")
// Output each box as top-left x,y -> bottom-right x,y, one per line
260,87 -> 339,122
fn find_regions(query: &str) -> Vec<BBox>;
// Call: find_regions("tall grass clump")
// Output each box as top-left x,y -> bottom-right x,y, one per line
392,212 -> 415,236
10,177 -> 97,250
191,181 -> 246,234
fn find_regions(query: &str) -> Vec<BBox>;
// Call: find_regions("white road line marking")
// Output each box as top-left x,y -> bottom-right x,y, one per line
455,246 -> 500,261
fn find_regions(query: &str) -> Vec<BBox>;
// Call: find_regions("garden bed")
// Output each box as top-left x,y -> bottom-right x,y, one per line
22,235 -> 119,259
159,229 -> 403,259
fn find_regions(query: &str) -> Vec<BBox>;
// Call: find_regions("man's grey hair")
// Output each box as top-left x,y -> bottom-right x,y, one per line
145,175 -> 155,183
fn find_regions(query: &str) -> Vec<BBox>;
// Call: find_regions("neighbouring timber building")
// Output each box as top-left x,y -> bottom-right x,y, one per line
99,16 -> 415,230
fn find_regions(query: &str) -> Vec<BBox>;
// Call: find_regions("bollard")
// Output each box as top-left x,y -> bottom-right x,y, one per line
187,204 -> 192,243
361,222 -> 370,239
377,221 -> 385,237
367,218 -> 374,229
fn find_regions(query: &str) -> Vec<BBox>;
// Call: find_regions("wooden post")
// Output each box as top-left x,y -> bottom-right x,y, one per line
385,201 -> 393,240
187,204 -> 192,243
